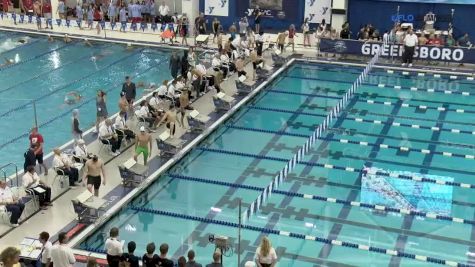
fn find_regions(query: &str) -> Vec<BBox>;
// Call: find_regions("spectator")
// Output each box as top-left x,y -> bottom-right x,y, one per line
205,251 -> 222,267
457,33 -> 472,47
287,24 -> 296,52
73,139 -> 90,163
24,145 -> 36,172
23,165 -> 52,209
108,2 -> 117,23
169,51 -> 181,79
50,232 -> 76,267
120,241 -> 139,267
302,17 -> 310,47
105,227 -> 122,267
29,127 -> 48,175
212,17 -> 221,43
254,236 -> 277,267
253,6 -> 262,34
99,119 -> 122,156
186,250 -> 202,267
180,15 -> 189,46
142,242 -> 159,267
157,243 -> 174,267
340,21 -> 350,39
157,80 -> 168,97
158,0 -> 169,22
52,148 -> 80,186
119,6 -> 127,31
418,33 -> 428,46
72,109 -> 83,142
0,247 -> 20,267
181,50 -> 190,81
239,17 -> 249,35
56,0 -> 65,19
446,34 -> 456,47
276,31 -> 287,53
39,231 -> 52,267
256,31 -> 264,57
0,180 -> 25,227
114,111 -> 136,143
402,28 -> 418,67
178,256 -> 187,267
196,13 -> 206,35
83,155 -> 106,197
137,100 -> 160,129
95,90 -> 108,133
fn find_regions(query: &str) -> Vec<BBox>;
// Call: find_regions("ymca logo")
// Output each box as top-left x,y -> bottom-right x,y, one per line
208,6 -> 215,14
308,13 -> 315,21
246,8 -> 272,17
321,7 -> 329,15
307,0 -> 316,6
219,0 -> 227,8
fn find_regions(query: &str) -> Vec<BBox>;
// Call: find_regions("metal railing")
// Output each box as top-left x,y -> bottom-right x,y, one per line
0,162 -> 19,187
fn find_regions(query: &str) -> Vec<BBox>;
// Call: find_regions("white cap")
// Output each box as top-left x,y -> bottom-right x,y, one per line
244,261 -> 255,267
140,126 -> 146,132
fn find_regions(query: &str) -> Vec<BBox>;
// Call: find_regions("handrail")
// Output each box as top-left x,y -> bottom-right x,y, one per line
0,163 -> 19,187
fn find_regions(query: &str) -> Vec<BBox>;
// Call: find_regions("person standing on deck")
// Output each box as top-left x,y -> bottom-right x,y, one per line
169,51 -> 181,79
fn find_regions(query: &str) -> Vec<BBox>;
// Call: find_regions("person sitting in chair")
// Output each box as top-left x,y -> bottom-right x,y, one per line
114,111 -> 136,143
22,165 -> 52,209
99,119 -> 122,156
0,180 -> 25,227
74,139 -> 91,163
53,148 -> 79,187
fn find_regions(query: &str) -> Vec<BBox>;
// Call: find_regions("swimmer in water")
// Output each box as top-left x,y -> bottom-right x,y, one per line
1,58 -> 14,67
84,39 -> 92,46
64,91 -> 82,105
64,34 -> 72,43
18,39 -> 26,44
47,35 -> 54,42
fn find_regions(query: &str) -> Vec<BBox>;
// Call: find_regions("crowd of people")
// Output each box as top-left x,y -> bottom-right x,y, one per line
0,229 -> 278,267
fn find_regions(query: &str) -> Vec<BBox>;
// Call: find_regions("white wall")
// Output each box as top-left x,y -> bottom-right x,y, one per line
331,0 -> 347,31
181,0 -> 199,32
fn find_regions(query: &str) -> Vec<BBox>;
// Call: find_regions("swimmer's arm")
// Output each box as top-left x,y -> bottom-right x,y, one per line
101,162 -> 106,184
82,162 -> 88,181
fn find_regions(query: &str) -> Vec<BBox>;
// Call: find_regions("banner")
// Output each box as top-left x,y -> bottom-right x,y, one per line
204,0 -> 229,16
319,38 -> 475,63
304,0 -> 332,24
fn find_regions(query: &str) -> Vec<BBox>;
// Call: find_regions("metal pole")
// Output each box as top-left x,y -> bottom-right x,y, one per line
33,100 -> 38,128
238,199 -> 242,266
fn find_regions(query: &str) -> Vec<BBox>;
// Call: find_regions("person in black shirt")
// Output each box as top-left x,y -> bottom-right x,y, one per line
157,243 -> 174,267
142,242 -> 159,267
181,51 -> 189,82
121,76 -> 137,104
253,6 -> 262,34
120,241 -> 140,267
169,52 -> 181,79
24,145 -> 36,172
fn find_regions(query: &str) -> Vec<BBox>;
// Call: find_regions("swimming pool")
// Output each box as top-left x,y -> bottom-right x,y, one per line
0,30 -> 173,172
76,61 -> 475,266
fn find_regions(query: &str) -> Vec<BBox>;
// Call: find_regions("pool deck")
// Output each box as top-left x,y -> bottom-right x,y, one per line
2,16 -> 475,266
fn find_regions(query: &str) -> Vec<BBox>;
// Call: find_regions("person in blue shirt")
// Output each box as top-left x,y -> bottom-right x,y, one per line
108,3 -> 117,23
119,6 -> 127,31
457,33 -> 472,47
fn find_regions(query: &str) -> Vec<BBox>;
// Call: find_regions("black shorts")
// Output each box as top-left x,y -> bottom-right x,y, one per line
87,175 -> 101,190
126,98 -> 134,104
35,153 -> 44,164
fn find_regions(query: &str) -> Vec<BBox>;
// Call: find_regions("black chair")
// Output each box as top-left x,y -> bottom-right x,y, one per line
118,166 -> 145,187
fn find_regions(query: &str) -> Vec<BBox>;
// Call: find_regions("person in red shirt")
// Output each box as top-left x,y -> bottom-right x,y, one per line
42,0 -> 53,29
2,0 -> 11,12
20,0 -> 34,15
29,127 -> 48,175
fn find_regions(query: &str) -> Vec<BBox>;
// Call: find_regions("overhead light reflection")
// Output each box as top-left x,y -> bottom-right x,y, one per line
49,51 -> 60,68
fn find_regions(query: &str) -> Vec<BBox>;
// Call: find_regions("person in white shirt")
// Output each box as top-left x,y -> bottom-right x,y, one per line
38,231 -> 52,267
136,100 -> 159,128
99,119 -> 122,156
50,232 -> 75,267
53,148 -> 79,187
402,28 -> 418,67
149,92 -> 165,111
157,80 -> 169,97
105,227 -> 123,267
22,165 -> 51,208
254,236 -> 277,267
167,80 -> 181,99
114,111 -> 135,143
158,1 -> 169,20
74,139 -> 90,163
0,180 -> 25,227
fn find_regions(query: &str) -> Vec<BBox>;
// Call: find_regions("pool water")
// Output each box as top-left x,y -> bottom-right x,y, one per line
78,62 -> 475,266
0,31 -> 173,171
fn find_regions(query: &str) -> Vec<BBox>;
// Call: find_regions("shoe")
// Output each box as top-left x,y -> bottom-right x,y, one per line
408,64 -> 413,67
10,223 -> 19,227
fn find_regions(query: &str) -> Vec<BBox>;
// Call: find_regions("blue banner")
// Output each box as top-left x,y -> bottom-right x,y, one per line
319,38 -> 475,63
